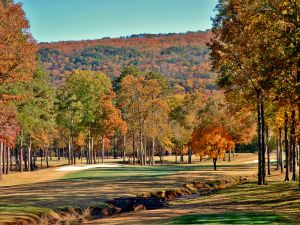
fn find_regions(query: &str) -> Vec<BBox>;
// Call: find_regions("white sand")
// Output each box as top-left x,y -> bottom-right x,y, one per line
56,164 -> 122,172
244,159 -> 276,164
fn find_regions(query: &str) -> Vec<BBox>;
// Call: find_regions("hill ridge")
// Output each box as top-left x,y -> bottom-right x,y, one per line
38,30 -> 215,91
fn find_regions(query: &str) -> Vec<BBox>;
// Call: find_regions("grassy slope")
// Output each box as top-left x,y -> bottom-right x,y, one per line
96,172 -> 300,225
0,154 -> 274,223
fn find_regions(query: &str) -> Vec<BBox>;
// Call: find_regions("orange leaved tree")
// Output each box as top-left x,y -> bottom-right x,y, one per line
192,126 -> 234,170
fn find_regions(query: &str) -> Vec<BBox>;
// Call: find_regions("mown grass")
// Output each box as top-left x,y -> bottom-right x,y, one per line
0,161 -> 222,223
154,175 -> 300,224
159,213 -> 288,224
63,164 -> 213,181
0,154 -> 272,224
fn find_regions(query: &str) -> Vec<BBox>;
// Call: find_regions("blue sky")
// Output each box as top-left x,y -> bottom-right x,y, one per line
17,0 -> 218,43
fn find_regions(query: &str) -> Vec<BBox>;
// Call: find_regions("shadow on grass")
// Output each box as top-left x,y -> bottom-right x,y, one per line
0,162 -> 258,218
160,212 -> 288,224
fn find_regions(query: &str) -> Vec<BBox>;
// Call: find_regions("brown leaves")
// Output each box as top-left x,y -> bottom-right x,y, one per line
0,2 -> 36,85
0,2 -> 36,145
101,91 -> 127,137
0,102 -> 20,146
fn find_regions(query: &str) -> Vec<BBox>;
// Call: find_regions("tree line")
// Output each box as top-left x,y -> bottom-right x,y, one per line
0,0 -> 257,178
210,0 -> 300,187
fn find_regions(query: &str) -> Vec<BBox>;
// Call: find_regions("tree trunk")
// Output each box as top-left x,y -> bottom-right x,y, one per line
160,146 -> 163,165
188,145 -> 192,164
213,158 -> 217,171
289,132 -> 293,173
58,147 -> 61,161
28,137 -> 31,172
151,139 -> 155,166
73,148 -> 76,165
228,149 -> 231,162
298,141 -> 300,190
0,142 -> 3,179
46,147 -> 49,168
49,146 -> 52,161
92,137 -> 96,164
284,111 -> 290,181
6,147 -> 10,174
276,135 -> 279,170
102,137 -> 105,164
297,61 -> 300,190
20,129 -> 24,172
257,93 -> 263,185
33,152 -> 36,168
266,126 -> 271,175
10,148 -> 13,171
291,110 -> 296,181
144,136 -> 147,166
261,99 -> 266,184
63,145 -> 66,160
68,140 -> 71,165
113,137 -> 117,159
3,143 -> 7,174
24,144 -> 28,171
139,131 -> 143,166
123,135 -> 126,164
87,130 -> 90,164
180,146 -> 184,163
279,128 -> 283,173
133,133 -> 136,165
40,149 -> 43,169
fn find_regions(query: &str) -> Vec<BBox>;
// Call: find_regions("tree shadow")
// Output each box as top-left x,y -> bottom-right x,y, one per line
0,163 -> 257,213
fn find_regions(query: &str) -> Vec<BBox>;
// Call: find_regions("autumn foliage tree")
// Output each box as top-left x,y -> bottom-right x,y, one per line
119,67 -> 170,165
211,0 -> 300,186
192,126 -> 234,170
0,0 -> 36,176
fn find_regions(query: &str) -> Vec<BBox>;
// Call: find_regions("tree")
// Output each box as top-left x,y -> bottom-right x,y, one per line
93,91 -> 127,163
192,126 -> 234,170
75,132 -> 85,163
0,0 -> 36,175
16,65 -> 56,171
0,1 -> 36,85
57,70 -> 111,164
119,71 -> 170,165
210,0 -> 275,185
211,0 -> 300,185
113,66 -> 143,93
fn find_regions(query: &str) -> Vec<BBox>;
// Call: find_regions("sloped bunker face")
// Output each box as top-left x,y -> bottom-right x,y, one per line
158,212 -> 288,224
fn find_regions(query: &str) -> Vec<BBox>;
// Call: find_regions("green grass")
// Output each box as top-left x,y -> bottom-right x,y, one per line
0,163 -> 220,223
156,213 -> 289,224
0,206 -> 52,223
2,154 -> 294,224
63,164 -> 213,181
159,178 -> 300,224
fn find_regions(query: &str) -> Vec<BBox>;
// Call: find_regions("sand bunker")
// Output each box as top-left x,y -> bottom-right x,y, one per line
244,159 -> 276,164
56,164 -> 122,172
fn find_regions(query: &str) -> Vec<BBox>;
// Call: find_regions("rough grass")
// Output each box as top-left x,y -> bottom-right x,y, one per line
0,153 -> 267,223
96,171 -> 300,225
157,213 -> 288,224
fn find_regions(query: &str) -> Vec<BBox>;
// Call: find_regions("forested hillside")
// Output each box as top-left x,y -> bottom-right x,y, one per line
38,31 -> 214,91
